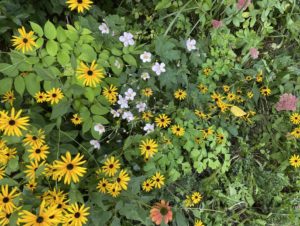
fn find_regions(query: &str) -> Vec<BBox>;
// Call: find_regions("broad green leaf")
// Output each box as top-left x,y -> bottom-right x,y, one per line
123,54 -> 137,67
57,50 -> 70,66
24,74 -> 40,96
50,100 -> 71,119
14,76 -> 25,96
0,78 -> 13,94
44,20 -> 57,39
46,40 -> 58,56
30,21 -> 43,36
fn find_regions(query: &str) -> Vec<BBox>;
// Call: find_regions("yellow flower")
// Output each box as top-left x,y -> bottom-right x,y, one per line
226,92 -> 236,102
77,60 -> 105,87
247,91 -> 254,99
1,91 -> 15,105
191,192 -> 202,204
107,183 -> 121,197
102,156 -> 120,177
28,143 -> 49,162
142,111 -> 153,122
34,91 -> 47,103
142,88 -> 153,97
25,160 -> 45,180
66,0 -> 93,13
0,166 -> 5,179
114,169 -> 130,190
174,89 -> 187,100
26,180 -> 37,191
195,110 -> 210,120
211,92 -> 224,102
102,85 -> 118,104
256,71 -> 263,82
0,108 -> 29,136
291,127 -> 300,138
217,100 -> 230,112
97,178 -> 109,193
195,219 -> 205,226
11,26 -> 36,53
171,125 -> 185,136
71,114 -> 82,125
290,154 -> 300,168
52,151 -> 87,184
151,172 -> 165,189
0,209 -> 12,225
223,85 -> 230,92
290,113 -> 300,125
245,76 -> 252,81
63,203 -> 90,225
142,179 -> 154,192
203,67 -> 212,76
0,185 -> 20,213
260,86 -> 271,96
201,127 -> 214,139
23,129 -> 45,147
197,83 -> 208,94
46,88 -> 64,104
155,114 -> 171,128
183,196 -> 194,207
216,133 -> 225,144
140,139 -> 158,159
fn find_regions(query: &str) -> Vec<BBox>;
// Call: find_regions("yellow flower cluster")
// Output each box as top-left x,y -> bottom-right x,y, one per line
102,85 -> 118,104
184,191 -> 203,207
142,172 -> 165,192
35,88 -> 64,104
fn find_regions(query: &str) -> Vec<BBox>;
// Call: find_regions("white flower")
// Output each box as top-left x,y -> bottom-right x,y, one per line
90,140 -> 101,150
141,72 -> 150,80
111,109 -> 121,118
94,123 -> 105,135
136,102 -> 147,112
152,62 -> 166,76
117,95 -> 129,108
98,23 -> 109,34
125,88 -> 136,101
140,51 -> 152,63
143,123 -> 154,134
186,38 -> 197,52
119,32 -> 135,47
122,111 -> 134,122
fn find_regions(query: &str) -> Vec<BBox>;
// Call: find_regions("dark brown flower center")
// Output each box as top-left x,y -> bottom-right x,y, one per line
35,149 -> 41,154
156,178 -> 160,182
67,163 -> 74,170
87,70 -> 93,76
9,120 -> 15,126
23,38 -> 28,43
52,93 -> 57,98
146,146 -> 151,150
160,207 -> 168,216
32,136 -> 37,140
5,213 -> 10,219
117,178 -> 121,182
57,204 -> 62,208
36,216 -> 44,223
75,212 -> 81,218
3,197 -> 9,203
109,164 -> 114,169
102,183 -> 106,187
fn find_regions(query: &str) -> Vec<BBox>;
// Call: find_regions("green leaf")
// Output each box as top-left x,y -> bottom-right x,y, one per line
44,21 -> 57,40
30,21 -> 43,36
155,0 -> 172,10
175,211 -> 188,226
34,65 -> 56,80
46,40 -> 59,56
14,76 -> 25,96
51,100 -> 71,119
8,157 -> 19,172
0,63 -> 19,77
79,44 -> 97,62
91,104 -> 110,115
0,178 -> 18,186
93,115 -> 109,124
123,54 -> 137,67
57,50 -> 70,66
0,78 -> 13,94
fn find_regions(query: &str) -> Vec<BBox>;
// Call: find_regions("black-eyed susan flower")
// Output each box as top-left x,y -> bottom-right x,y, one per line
107,183 -> 121,197
27,143 -> 49,162
256,71 -> 263,82
216,133 -> 225,144
0,209 -> 12,225
102,85 -> 118,104
174,89 -> 187,100
142,88 -> 153,97
155,114 -> 171,128
0,185 -> 20,213
142,111 -> 153,122
191,192 -> 202,204
34,91 -> 47,103
291,127 -> 300,139
223,85 -> 230,92
1,91 -> 15,106
289,154 -> 300,168
260,86 -> 271,96
63,203 -> 90,225
71,114 -> 82,125
52,151 -> 86,184
203,67 -> 211,76
171,125 -> 185,136
247,91 -> 254,99
201,127 -> 214,139
183,195 -> 194,207
114,169 -> 130,190
77,60 -> 105,87
211,92 -> 223,102
19,200 -> 61,226
245,75 -> 252,81
226,92 -> 236,102
46,88 -> 64,105
25,160 -> 45,180
23,129 -> 45,147
142,179 -> 154,192
195,219 -> 205,226
195,110 -> 210,120
26,180 -> 37,191
0,108 -> 29,137
0,166 -> 5,179
11,26 -> 36,53
97,178 -> 109,193
102,156 -> 120,177
197,83 -> 208,94
290,113 -> 300,125
140,139 -> 158,159
66,0 -> 93,13
151,172 -> 165,189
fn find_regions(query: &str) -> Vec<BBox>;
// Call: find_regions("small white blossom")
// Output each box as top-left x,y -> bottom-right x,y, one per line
98,23 -> 109,34
122,111 -> 134,122
90,140 -> 101,150
117,95 -> 129,109
114,60 -> 121,69
143,123 -> 155,134
152,62 -> 166,76
111,109 -> 121,118
136,102 -> 147,112
186,38 -> 197,52
119,32 -> 135,47
141,72 -> 150,80
125,88 -> 136,101
94,123 -> 105,135
140,51 -> 152,63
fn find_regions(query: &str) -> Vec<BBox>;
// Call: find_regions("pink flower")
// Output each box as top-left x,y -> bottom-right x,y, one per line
250,48 -> 259,59
237,0 -> 251,10
212,20 -> 222,29
275,93 -> 298,111
150,200 -> 173,225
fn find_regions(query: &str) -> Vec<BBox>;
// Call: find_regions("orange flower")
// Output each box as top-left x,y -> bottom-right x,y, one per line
150,200 -> 172,225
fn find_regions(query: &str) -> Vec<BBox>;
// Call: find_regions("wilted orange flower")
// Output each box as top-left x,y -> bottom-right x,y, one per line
150,200 -> 172,225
